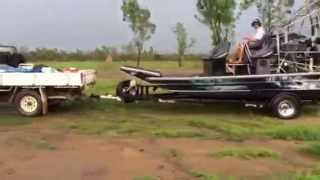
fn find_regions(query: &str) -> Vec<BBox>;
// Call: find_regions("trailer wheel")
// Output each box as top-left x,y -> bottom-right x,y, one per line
14,90 -> 42,117
271,94 -> 301,120
116,80 -> 136,103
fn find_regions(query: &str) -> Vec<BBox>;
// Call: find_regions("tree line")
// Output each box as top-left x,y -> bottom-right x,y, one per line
23,0 -> 315,65
21,46 -> 202,62
122,0 -> 303,67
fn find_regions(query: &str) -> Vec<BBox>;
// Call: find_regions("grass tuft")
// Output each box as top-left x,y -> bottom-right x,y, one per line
0,115 -> 33,126
296,166 -> 320,180
266,166 -> 320,180
152,128 -> 206,138
265,126 -> 320,141
209,147 -> 279,160
133,176 -> 159,180
188,120 -> 254,141
191,172 -> 235,180
35,139 -> 58,150
302,143 -> 320,157
162,148 -> 184,161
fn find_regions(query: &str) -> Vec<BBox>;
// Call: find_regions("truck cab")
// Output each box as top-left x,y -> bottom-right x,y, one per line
0,45 -> 25,67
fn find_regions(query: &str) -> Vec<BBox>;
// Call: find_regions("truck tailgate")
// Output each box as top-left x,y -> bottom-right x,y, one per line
79,70 -> 97,86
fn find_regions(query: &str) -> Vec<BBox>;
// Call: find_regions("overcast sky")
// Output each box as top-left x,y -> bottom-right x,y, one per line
0,0 -> 303,53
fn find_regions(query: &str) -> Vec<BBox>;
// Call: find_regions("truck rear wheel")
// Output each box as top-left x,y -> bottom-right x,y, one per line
15,90 -> 42,117
271,94 -> 301,120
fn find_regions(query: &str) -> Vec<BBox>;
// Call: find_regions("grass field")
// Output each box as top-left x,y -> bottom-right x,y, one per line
0,60 -> 320,180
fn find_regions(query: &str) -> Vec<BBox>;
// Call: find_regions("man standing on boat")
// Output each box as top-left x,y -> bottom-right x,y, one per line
226,18 -> 266,74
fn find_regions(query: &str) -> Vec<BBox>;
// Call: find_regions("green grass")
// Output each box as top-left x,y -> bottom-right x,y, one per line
1,61 -> 320,143
46,97 -> 320,140
265,166 -> 320,180
209,147 -> 279,160
294,167 -> 320,180
1,60 -> 320,180
188,119 -> 254,141
302,143 -> 320,157
265,126 -> 320,141
188,115 -> 282,141
191,172 -> 236,180
133,176 -> 159,180
0,116 -> 31,126
152,128 -> 206,138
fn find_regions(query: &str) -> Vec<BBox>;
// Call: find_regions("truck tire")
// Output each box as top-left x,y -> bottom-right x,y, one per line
14,90 -> 42,117
270,93 -> 301,120
116,80 -> 136,103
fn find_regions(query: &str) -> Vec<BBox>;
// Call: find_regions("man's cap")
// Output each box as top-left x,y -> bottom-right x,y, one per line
251,18 -> 262,27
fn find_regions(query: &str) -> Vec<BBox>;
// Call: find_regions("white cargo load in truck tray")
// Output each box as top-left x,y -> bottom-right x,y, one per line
0,70 -> 96,87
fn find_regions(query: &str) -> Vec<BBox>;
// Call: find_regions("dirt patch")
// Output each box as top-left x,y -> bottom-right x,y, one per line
157,139 -> 318,179
0,135 -> 190,180
0,129 -> 317,180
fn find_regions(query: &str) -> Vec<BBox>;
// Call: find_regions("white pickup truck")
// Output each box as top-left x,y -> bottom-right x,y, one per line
0,67 -> 96,117
0,46 -> 96,116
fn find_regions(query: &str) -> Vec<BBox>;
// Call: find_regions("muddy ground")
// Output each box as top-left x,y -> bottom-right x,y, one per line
0,122 -> 317,180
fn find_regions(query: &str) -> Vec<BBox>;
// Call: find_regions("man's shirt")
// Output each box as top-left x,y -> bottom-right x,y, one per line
254,27 -> 266,40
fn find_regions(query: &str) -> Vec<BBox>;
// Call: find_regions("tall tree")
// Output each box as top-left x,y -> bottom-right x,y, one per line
195,0 -> 236,46
239,0 -> 295,30
173,23 -> 195,67
122,0 -> 156,67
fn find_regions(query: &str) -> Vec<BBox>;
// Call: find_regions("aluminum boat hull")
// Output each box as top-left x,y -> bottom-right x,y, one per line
121,66 -> 320,101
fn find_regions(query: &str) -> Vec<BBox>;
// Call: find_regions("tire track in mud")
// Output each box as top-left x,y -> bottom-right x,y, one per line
97,137 -> 193,180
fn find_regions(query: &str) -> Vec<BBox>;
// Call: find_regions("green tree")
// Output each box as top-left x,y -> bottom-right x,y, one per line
195,0 -> 236,46
173,22 -> 195,67
122,0 -> 156,67
239,0 -> 295,30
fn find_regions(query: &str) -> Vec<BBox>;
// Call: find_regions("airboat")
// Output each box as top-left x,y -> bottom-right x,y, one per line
116,4 -> 320,119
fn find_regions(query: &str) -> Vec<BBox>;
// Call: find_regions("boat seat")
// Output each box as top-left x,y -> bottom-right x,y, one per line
243,33 -> 275,74
247,33 -> 275,59
250,48 -> 274,59
209,41 -> 231,60
227,34 -> 274,75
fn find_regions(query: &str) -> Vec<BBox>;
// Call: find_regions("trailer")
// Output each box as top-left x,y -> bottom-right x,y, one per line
116,6 -> 320,120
